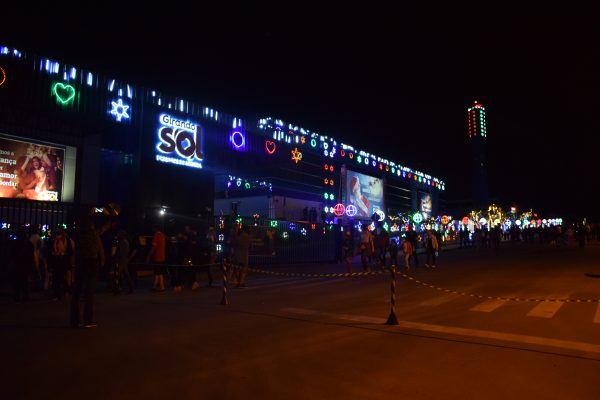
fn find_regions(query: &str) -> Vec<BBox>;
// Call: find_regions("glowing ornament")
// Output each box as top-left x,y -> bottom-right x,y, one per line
333,203 -> 346,216
52,82 -> 76,104
265,140 -> 277,154
345,204 -> 357,217
291,147 -> 302,163
110,98 -> 130,122
413,212 -> 423,223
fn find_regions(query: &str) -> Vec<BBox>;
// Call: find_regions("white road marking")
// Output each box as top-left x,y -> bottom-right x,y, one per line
526,294 -> 570,318
470,298 -> 509,312
282,308 -> 600,354
594,302 -> 600,324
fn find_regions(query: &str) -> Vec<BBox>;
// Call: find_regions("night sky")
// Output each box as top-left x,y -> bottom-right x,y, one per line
2,11 -> 599,220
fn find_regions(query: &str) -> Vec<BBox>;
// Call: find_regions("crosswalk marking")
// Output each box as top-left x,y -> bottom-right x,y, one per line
283,308 -> 600,354
594,303 -> 600,324
470,298 -> 508,312
526,294 -> 570,318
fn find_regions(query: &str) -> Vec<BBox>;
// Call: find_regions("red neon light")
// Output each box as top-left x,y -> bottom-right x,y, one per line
340,149 -> 345,157
333,203 -> 346,216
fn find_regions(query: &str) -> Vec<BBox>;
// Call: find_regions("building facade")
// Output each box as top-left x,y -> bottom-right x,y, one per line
0,45 -> 445,233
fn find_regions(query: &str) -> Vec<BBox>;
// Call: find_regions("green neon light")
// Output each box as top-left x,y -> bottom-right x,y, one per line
52,82 -> 76,104
270,220 -> 278,227
413,212 -> 423,223
310,138 -> 317,147
244,182 -> 251,189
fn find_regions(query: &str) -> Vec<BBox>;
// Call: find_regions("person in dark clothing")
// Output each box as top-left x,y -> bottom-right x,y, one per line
49,228 -> 72,300
341,230 -> 354,272
112,230 -> 132,294
406,227 -> 419,267
11,229 -> 35,303
425,230 -> 439,268
70,215 -> 105,328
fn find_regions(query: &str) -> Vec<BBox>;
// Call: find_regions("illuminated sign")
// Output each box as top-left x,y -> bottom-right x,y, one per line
109,98 -> 130,122
345,204 -> 357,217
230,131 -> 246,151
333,203 -> 346,216
0,66 -> 6,87
265,140 -> 276,154
155,113 -> 203,169
441,215 -> 449,225
412,212 -> 423,223
52,82 -> 76,105
291,147 -> 302,163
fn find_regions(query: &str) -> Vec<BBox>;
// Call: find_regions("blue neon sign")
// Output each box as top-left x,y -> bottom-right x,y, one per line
109,98 -> 130,122
155,113 -> 203,169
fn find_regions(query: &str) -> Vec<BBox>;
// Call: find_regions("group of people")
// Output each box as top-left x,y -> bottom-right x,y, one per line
4,215 -> 220,328
342,225 -> 440,273
145,225 -> 217,293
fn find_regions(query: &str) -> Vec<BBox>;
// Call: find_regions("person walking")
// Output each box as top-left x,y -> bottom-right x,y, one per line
388,237 -> 399,267
11,228 -> 35,303
202,227 -> 217,288
234,226 -> 250,288
146,226 -> 167,292
341,230 -> 354,273
359,224 -> 374,272
402,236 -> 414,272
70,214 -> 104,328
50,228 -> 72,300
424,230 -> 439,269
406,226 -> 419,268
113,230 -> 133,295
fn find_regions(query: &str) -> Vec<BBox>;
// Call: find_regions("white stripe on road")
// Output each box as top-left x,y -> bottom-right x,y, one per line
594,302 -> 600,324
526,294 -> 570,318
470,298 -> 509,313
282,308 -> 600,354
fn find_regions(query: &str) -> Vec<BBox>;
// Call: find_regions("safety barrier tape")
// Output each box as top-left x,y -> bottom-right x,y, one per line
397,272 -> 600,303
240,265 -> 600,303
245,266 -> 386,278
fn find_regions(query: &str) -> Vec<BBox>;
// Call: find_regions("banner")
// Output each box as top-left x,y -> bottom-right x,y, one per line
419,191 -> 432,218
0,135 -> 65,201
345,170 -> 385,218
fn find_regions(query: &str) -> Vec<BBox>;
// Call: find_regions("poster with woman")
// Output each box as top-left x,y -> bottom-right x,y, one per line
345,171 -> 384,218
0,135 -> 65,201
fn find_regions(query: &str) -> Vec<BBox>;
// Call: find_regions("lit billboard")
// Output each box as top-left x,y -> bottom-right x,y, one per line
345,170 -> 384,218
0,134 -> 76,202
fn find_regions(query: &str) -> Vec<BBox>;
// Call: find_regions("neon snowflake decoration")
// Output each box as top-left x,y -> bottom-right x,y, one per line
110,98 -> 130,122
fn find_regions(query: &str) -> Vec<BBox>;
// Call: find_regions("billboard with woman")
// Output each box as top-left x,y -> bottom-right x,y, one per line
0,135 -> 67,201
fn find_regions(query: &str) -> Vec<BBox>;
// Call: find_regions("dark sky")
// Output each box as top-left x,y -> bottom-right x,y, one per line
2,11 -> 599,220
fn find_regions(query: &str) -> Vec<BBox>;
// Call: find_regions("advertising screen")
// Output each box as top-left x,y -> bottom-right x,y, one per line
345,170 -> 384,218
0,134 -> 75,202
419,191 -> 432,218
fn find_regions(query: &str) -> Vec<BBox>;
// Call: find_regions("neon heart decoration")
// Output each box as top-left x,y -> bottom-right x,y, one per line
52,82 -> 76,104
265,140 -> 276,154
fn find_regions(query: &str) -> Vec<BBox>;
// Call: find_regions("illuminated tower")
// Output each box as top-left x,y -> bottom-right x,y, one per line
467,100 -> 488,209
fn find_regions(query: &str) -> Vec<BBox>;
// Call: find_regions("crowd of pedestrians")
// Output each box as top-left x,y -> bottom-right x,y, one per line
2,212 -> 220,328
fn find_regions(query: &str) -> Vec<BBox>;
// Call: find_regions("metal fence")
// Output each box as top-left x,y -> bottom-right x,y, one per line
216,216 -> 339,265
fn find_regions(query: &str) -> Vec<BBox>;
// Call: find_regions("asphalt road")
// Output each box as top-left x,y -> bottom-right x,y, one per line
2,242 -> 600,399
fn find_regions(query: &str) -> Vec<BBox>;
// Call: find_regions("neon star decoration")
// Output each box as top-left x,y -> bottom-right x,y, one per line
52,82 -> 76,105
0,66 -> 6,87
291,147 -> 302,163
110,98 -> 130,122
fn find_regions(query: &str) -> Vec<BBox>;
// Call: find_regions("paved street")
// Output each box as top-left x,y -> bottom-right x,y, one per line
2,243 -> 600,399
